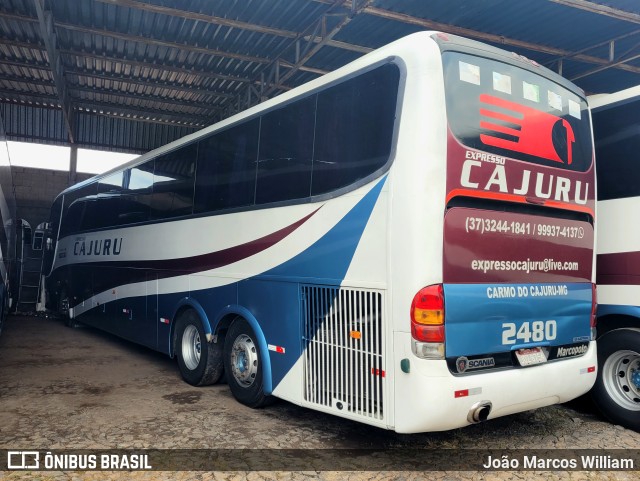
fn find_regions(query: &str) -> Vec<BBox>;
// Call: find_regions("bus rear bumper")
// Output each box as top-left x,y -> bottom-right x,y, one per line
392,334 -> 597,433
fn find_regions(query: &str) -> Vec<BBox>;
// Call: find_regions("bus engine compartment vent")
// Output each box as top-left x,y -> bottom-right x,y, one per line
301,285 -> 385,421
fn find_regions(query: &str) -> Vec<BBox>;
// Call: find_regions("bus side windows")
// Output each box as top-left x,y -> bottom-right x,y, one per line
312,64 -> 399,196
150,143 -> 197,220
63,63 -> 401,230
92,164 -> 153,229
194,120 -> 259,214
123,165 -> 153,224
256,96 -> 315,204
60,183 -> 98,237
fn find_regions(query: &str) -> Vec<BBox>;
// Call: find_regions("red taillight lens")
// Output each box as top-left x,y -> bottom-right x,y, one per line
591,283 -> 597,328
411,284 -> 445,342
411,324 -> 445,342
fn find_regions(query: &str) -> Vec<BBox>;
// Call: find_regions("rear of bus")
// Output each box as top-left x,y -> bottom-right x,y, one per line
393,33 -> 597,432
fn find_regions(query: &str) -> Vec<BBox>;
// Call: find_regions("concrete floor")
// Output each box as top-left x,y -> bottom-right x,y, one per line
0,314 -> 639,481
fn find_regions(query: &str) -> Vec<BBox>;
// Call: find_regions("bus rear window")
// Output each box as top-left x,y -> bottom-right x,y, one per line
443,52 -> 592,172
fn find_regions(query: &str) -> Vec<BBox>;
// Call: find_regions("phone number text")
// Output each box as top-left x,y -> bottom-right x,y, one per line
465,217 -> 585,239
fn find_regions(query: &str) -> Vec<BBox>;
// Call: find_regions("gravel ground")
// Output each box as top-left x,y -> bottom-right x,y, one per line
0,314 -> 638,481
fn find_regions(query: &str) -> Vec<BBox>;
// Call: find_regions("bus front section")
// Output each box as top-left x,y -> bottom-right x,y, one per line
396,35 -> 597,433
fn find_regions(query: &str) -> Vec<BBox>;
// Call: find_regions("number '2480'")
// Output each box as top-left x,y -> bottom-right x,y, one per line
501,320 -> 557,345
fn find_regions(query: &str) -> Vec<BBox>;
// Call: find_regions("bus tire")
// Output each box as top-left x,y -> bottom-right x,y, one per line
59,288 -> 78,328
223,318 -> 272,408
591,328 -> 640,431
175,309 -> 224,386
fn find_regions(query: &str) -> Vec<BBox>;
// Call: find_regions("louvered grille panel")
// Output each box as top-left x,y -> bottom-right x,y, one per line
302,285 -> 385,421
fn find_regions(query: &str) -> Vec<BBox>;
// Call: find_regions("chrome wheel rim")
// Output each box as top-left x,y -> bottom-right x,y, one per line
603,349 -> 640,411
181,324 -> 201,371
230,334 -> 258,388
60,296 -> 69,316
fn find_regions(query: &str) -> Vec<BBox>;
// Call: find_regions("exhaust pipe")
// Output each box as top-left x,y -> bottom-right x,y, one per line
467,401 -> 492,424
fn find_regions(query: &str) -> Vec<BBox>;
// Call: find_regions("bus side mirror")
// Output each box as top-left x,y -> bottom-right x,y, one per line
45,237 -> 53,251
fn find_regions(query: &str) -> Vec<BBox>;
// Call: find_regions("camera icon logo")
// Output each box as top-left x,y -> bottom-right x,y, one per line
7,451 -> 40,470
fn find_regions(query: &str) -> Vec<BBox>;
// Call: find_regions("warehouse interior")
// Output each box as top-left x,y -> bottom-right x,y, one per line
0,1 -> 638,223
0,0 -> 635,273
0,1 -> 639,463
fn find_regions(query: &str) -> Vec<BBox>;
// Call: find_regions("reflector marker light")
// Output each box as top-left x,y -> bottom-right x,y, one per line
580,366 -> 596,374
159,317 -> 170,324
454,387 -> 482,398
268,344 -> 285,354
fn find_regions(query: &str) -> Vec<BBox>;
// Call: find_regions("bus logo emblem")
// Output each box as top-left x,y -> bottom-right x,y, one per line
479,94 -> 575,165
456,356 -> 496,373
457,357 -> 468,373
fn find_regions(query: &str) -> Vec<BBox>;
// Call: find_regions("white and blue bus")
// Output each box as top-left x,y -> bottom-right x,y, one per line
43,32 -> 597,433
589,86 -> 640,431
0,113 -> 15,336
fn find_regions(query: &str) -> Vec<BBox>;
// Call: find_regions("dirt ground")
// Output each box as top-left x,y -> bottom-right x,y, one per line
0,314 -> 638,481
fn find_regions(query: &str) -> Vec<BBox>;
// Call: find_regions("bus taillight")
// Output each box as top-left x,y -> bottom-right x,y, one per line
411,284 -> 445,359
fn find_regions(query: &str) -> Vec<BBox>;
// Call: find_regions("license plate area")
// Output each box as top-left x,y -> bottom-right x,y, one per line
515,347 -> 548,367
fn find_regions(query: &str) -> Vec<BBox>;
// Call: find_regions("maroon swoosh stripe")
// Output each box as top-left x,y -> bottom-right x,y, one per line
87,206 -> 322,273
597,251 -> 640,285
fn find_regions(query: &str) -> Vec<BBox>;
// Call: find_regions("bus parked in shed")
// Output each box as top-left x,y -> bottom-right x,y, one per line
42,32 -> 597,433
0,113 -> 16,336
589,87 -> 640,431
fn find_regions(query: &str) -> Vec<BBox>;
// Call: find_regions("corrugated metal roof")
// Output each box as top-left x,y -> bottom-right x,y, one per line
0,0 -> 639,155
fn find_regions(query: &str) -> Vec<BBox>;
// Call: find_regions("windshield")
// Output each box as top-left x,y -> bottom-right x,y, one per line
443,52 -> 592,172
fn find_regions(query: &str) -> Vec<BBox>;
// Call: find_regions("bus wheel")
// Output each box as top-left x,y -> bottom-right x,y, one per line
224,318 -> 272,408
591,328 -> 640,431
59,288 -> 77,328
175,309 -> 224,386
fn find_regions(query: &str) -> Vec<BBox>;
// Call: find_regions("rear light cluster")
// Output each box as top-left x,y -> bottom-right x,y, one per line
410,284 -> 445,359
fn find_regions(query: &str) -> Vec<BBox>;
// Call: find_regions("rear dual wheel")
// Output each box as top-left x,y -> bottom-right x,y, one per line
224,318 -> 272,408
591,328 -> 640,432
175,309 -> 224,386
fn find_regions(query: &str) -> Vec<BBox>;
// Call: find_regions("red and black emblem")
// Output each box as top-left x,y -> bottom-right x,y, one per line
479,94 -> 575,165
